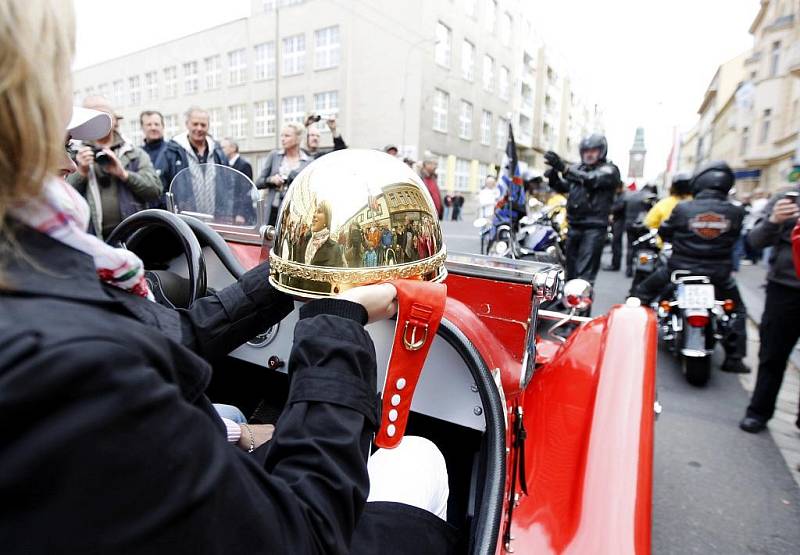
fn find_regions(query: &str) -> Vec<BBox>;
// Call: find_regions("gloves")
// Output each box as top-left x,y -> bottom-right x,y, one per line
544,151 -> 565,173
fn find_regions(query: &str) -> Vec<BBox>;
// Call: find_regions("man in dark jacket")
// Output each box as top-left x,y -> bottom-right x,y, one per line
140,110 -> 169,166
221,137 -> 253,180
635,161 -> 749,373
740,186 -> 800,433
622,184 -> 658,276
304,114 -> 347,160
545,133 -> 621,284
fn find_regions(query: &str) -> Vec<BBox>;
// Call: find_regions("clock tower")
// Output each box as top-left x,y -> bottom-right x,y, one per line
628,127 -> 646,179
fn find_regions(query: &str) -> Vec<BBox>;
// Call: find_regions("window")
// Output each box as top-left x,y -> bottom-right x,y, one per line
127,119 -> 143,146
73,90 -> 82,105
144,72 -> 158,101
205,56 -> 221,89
208,108 -> 222,139
254,100 -> 276,136
760,109 -> 771,143
228,49 -> 247,85
482,55 -> 494,91
97,83 -> 109,100
128,76 -> 141,105
112,80 -> 124,106
254,42 -> 276,80
455,158 -> 470,192
461,40 -> 475,81
163,67 -> 177,98
500,12 -> 512,45
183,62 -> 198,95
480,110 -> 492,145
499,66 -> 510,100
314,26 -> 340,70
740,126 -> 749,156
228,104 -> 247,139
770,41 -> 781,77
465,0 -> 477,17
432,89 -> 449,132
458,100 -> 472,140
435,22 -> 451,67
437,154 -> 448,189
496,117 -> 507,148
164,114 -> 179,139
282,34 -> 306,76
313,90 -> 339,116
484,0 -> 496,32
282,95 -> 306,124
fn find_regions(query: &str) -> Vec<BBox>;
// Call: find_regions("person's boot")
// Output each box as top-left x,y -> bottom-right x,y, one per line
721,358 -> 750,374
625,267 -> 633,278
739,415 -> 766,433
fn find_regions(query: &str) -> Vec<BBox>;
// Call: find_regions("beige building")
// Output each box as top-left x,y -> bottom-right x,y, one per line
72,0 -> 603,194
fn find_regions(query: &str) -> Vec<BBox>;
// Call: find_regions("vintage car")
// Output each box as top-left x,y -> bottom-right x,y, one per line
107,157 -> 657,554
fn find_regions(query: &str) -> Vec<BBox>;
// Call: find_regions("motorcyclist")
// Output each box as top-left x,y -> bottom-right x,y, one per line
545,133 -> 621,284
634,161 -> 750,374
645,172 -> 692,230
622,184 -> 658,277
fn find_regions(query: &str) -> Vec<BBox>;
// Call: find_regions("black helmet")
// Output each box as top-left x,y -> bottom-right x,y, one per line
579,133 -> 608,162
671,172 -> 692,196
690,161 -> 735,195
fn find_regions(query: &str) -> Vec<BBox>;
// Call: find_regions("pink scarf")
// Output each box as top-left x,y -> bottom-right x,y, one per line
10,178 -> 154,301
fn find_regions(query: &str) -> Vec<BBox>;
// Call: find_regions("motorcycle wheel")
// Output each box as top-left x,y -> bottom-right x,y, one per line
682,356 -> 711,387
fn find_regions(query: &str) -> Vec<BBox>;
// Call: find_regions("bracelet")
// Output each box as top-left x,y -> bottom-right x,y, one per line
241,423 -> 256,453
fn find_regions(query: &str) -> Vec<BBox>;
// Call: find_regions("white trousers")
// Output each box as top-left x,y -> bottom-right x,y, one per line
366,436 -> 449,520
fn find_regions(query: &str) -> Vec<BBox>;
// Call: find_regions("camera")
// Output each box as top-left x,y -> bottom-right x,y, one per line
90,145 -> 113,167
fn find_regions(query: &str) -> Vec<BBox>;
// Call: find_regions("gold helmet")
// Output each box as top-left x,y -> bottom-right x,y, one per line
268,149 -> 447,298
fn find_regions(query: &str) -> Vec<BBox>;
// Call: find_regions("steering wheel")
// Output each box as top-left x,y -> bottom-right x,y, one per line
106,209 -> 207,308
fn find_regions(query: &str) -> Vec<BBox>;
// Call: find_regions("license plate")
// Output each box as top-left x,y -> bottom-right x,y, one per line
677,284 -> 715,309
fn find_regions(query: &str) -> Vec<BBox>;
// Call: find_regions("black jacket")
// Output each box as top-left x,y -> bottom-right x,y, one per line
548,161 -> 621,228
143,138 -> 169,166
658,189 -> 744,273
747,190 -> 800,289
230,155 -> 254,180
0,224 -> 381,554
623,189 -> 655,228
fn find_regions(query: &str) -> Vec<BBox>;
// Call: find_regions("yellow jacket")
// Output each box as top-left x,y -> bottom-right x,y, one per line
644,195 -> 690,230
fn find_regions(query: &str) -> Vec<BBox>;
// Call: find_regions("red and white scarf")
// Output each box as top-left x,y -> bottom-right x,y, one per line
10,178 -> 154,301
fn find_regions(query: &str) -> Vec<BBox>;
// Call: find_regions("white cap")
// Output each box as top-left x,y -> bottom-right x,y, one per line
67,106 -> 112,141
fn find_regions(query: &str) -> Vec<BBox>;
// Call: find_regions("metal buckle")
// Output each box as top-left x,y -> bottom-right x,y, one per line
403,321 -> 429,351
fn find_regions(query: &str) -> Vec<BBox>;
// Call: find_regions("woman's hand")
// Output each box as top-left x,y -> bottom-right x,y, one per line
269,174 -> 285,188
75,146 -> 94,177
237,424 -> 275,451
340,283 -> 397,324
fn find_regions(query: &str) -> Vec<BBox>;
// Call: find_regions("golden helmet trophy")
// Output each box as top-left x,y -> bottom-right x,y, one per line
268,148 -> 447,298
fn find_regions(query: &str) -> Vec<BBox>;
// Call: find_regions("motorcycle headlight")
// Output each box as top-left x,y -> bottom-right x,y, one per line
492,240 -> 509,256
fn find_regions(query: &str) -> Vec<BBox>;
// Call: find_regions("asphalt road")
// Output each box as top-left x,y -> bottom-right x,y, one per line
441,218 -> 800,555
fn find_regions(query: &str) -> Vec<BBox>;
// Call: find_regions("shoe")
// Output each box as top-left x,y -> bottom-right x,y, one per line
603,265 -> 620,271
721,358 -> 751,373
625,268 -> 633,278
739,416 -> 766,433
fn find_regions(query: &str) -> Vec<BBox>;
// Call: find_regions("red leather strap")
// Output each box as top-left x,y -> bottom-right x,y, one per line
374,280 -> 447,449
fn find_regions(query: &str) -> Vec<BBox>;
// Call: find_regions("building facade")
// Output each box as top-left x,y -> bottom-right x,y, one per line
73,0 -> 604,194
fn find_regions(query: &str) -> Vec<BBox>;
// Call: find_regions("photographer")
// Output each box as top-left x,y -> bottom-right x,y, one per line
255,122 -> 311,226
67,96 -> 161,239
304,113 -> 347,160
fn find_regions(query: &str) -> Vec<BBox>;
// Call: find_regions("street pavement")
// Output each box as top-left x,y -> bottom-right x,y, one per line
441,217 -> 800,555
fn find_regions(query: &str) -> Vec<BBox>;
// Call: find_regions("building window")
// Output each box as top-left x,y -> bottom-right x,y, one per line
484,0 -> 497,33
128,76 -> 141,105
458,100 -> 472,140
432,89 -> 449,133
770,41 -> 781,77
499,66 -> 511,100
437,154 -> 448,189
164,114 -> 179,139
461,39 -> 475,81
282,34 -> 306,76
455,158 -> 470,192
500,12 -> 512,44
313,90 -> 339,116
760,109 -> 771,143
482,55 -> 494,91
465,0 -> 477,18
254,42 -> 276,80
228,104 -> 247,139
205,56 -> 221,89
496,117 -> 507,149
208,108 -> 222,139
97,83 -> 109,100
254,100 -> 276,137
128,119 -> 143,146
111,80 -> 124,106
282,95 -> 306,124
435,22 -> 451,67
740,126 -> 749,156
144,72 -> 158,101
228,49 -> 247,86
183,62 -> 198,95
163,67 -> 177,98
480,110 -> 492,145
314,26 -> 340,70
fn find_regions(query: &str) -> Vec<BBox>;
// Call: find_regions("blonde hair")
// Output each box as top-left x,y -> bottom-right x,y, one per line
283,122 -> 305,139
0,0 -> 76,228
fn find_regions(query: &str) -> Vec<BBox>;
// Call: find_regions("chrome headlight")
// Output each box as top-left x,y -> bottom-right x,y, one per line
492,240 -> 509,256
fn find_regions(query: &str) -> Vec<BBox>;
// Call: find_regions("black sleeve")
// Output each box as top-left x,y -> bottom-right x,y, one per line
255,152 -> 275,190
564,163 -> 620,191
8,316 -> 377,554
658,204 -> 682,242
333,135 -> 347,151
243,160 -> 253,180
547,171 -> 569,194
177,261 -> 294,360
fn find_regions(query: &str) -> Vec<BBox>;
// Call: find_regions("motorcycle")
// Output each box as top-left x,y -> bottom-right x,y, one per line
107,163 -> 657,554
628,227 -> 659,295
655,271 -> 738,386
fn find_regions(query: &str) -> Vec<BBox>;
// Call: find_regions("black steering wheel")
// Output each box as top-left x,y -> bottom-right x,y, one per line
106,209 -> 207,308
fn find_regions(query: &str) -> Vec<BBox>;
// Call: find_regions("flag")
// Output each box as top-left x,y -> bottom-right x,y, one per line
499,122 -> 521,187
